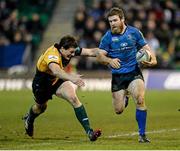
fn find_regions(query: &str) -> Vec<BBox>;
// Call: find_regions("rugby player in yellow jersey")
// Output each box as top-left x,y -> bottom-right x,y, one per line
23,35 -> 101,141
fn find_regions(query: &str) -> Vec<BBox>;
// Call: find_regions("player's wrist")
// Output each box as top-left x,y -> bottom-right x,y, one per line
107,58 -> 112,64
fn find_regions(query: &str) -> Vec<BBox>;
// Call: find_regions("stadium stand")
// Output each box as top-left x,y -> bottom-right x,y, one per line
0,0 -> 57,71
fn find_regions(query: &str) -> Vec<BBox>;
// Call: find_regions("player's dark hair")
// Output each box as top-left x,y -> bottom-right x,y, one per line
54,35 -> 78,50
106,7 -> 125,20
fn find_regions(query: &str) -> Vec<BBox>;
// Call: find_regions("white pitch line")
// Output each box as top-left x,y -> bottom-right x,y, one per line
15,140 -> 74,148
107,128 -> 180,138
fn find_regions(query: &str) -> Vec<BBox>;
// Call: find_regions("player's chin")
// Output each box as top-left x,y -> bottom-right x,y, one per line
66,56 -> 71,60
111,28 -> 118,33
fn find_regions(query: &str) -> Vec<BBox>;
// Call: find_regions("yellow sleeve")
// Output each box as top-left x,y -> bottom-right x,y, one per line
44,48 -> 61,65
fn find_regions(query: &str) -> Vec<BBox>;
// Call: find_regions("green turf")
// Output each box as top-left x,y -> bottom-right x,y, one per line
0,90 -> 180,149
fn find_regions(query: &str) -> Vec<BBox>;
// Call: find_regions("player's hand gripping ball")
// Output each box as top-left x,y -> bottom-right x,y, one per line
136,49 -> 151,63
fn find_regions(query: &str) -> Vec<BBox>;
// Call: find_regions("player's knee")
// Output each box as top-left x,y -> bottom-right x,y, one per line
67,93 -> 77,101
115,107 -> 124,114
68,94 -> 81,107
115,110 -> 124,114
136,95 -> 145,104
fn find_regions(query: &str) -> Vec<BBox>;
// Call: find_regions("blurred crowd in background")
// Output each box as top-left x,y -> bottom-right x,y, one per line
74,0 -> 180,70
0,0 -> 180,73
0,0 -> 57,67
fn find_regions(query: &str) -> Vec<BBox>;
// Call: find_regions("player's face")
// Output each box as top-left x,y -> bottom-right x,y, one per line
61,47 -> 76,60
108,15 -> 124,34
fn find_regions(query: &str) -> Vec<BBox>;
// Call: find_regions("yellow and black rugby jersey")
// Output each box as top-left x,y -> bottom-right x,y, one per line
35,45 -> 82,85
36,45 -> 63,75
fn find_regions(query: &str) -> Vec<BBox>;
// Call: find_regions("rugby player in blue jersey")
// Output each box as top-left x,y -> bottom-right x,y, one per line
97,7 -> 157,143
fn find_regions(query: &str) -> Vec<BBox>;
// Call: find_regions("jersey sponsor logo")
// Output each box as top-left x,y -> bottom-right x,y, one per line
120,42 -> 128,47
112,37 -> 119,42
48,55 -> 58,60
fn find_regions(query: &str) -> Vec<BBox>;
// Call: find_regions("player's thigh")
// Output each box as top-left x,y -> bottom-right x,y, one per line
127,79 -> 145,103
55,81 -> 81,107
112,90 -> 126,113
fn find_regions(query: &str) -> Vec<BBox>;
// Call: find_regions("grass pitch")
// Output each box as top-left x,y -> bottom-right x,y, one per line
0,90 -> 180,149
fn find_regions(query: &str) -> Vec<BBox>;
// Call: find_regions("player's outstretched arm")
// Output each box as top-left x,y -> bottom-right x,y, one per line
49,62 -> 85,87
80,48 -> 100,57
96,49 -> 121,69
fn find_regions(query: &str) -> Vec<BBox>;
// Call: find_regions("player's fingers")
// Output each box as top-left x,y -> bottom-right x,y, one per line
80,81 -> 85,87
112,62 -> 120,68
141,61 -> 148,64
115,58 -> 121,62
141,61 -> 151,65
113,60 -> 121,68
76,80 -> 85,87
116,62 -> 121,68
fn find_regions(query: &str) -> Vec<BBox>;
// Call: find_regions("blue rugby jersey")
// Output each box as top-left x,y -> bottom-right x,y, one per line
99,25 -> 147,74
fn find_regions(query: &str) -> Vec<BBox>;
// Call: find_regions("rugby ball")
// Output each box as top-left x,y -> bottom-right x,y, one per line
136,49 -> 151,62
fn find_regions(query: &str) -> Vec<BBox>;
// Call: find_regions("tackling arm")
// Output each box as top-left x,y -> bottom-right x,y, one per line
78,47 -> 121,68
80,48 -> 100,57
48,62 -> 85,87
96,49 -> 121,69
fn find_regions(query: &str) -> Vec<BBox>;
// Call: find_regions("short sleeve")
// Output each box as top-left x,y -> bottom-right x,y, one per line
135,29 -> 147,48
99,32 -> 110,52
44,49 -> 61,65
